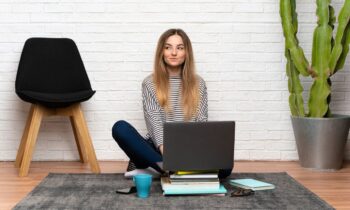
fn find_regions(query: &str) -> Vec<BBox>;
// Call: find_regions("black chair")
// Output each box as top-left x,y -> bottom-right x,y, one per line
15,38 -> 100,176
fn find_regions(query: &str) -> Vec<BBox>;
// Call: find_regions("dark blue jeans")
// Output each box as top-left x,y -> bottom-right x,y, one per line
112,120 -> 232,179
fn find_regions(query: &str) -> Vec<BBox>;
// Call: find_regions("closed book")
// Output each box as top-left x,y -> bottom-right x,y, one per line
175,170 -> 219,175
170,181 -> 220,188
163,184 -> 227,195
161,177 -> 220,191
170,173 -> 218,179
170,178 -> 220,183
229,178 -> 275,191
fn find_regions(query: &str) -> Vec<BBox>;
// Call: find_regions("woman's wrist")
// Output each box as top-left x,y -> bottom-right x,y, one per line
159,145 -> 164,155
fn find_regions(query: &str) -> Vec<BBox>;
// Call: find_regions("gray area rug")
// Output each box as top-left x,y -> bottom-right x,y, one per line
13,172 -> 334,210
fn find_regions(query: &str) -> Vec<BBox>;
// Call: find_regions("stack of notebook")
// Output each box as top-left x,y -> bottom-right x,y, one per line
161,171 -> 227,195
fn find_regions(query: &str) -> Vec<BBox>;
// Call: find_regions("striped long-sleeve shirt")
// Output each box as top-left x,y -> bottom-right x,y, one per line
142,74 -> 208,147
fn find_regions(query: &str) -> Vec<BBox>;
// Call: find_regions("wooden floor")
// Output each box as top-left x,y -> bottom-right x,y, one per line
1,161 -> 350,210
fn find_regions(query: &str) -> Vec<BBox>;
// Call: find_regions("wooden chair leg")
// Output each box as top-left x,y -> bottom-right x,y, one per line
15,105 -> 34,168
71,104 -> 100,173
70,116 -> 88,163
19,105 -> 44,177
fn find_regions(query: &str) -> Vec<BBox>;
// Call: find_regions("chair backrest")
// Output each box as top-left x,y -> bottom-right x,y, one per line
16,38 -> 92,93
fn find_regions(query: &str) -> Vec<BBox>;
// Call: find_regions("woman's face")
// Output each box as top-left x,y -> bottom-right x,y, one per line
163,34 -> 186,69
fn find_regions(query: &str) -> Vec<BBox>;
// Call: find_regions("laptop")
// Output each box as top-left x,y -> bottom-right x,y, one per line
162,121 -> 235,171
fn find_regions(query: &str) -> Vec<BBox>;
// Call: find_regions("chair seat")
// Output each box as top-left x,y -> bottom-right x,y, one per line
16,90 -> 96,108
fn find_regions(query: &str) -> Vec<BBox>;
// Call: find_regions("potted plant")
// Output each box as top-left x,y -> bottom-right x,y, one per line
280,0 -> 350,170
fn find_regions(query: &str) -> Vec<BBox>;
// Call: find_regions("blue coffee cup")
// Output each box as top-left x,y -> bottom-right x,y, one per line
133,174 -> 152,198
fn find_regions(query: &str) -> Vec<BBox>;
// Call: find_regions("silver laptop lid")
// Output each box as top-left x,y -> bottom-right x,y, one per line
163,121 -> 235,171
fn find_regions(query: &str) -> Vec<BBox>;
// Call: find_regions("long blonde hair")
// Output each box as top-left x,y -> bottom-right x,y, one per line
153,29 -> 199,120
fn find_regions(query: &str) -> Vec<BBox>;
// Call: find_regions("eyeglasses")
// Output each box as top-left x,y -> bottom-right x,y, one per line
230,188 -> 255,197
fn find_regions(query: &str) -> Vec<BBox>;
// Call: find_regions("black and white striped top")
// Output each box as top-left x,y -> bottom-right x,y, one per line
142,74 -> 208,147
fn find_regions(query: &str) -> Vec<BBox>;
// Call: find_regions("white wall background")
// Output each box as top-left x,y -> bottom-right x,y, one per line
1,0 -> 350,161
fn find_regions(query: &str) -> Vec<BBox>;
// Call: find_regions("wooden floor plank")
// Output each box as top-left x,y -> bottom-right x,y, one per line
0,161 -> 349,210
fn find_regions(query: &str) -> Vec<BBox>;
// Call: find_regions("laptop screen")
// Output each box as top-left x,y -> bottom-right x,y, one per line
163,121 -> 235,171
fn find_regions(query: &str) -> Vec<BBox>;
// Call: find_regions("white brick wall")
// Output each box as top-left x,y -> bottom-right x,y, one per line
1,0 -> 350,161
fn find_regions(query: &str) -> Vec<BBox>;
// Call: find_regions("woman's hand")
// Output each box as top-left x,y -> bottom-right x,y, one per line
159,145 -> 164,155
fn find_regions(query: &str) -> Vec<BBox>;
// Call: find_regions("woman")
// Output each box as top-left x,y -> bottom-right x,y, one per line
112,28 -> 232,179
